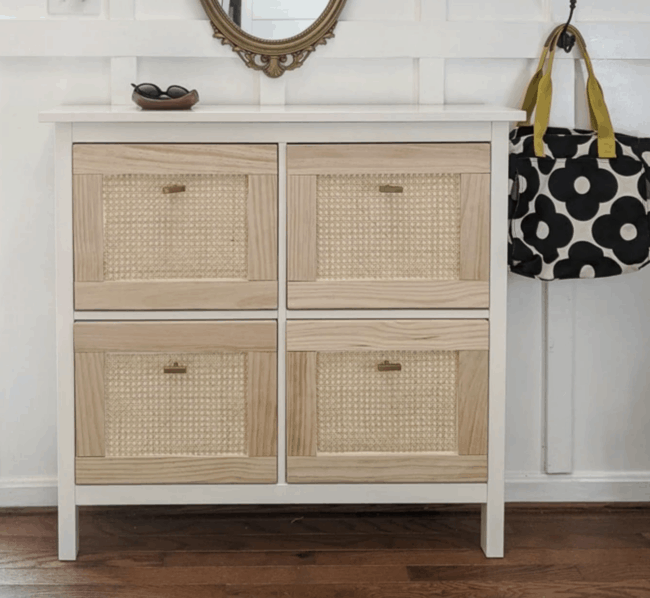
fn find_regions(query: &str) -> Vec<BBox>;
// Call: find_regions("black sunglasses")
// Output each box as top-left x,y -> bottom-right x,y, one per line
131,83 -> 190,100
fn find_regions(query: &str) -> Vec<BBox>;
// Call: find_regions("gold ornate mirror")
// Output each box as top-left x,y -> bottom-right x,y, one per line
199,0 -> 348,78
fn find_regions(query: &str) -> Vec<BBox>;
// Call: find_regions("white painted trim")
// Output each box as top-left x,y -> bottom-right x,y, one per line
3,474 -> 649,508
4,22 -> 649,59
43,104 -> 522,123
108,0 -> 134,20
69,121 -> 494,143
259,76 -> 287,106
0,477 -> 58,507
55,123 -> 78,560
482,121 -> 510,558
419,58 -> 445,105
110,57 -> 137,105
75,483 -> 489,505
544,58 -> 577,475
506,472 -> 650,502
545,281 -> 576,474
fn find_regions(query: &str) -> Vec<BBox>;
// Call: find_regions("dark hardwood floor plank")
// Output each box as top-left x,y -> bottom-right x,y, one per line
0,550 -> 164,569
574,563 -> 650,583
162,551 -> 319,567
75,533 -> 477,553
2,505 -> 650,598
0,565 -> 409,586
507,514 -> 650,536
1,587 -> 225,598
164,546 -> 650,568
408,564 -> 583,582
0,515 -> 57,538
508,532 -> 650,549
5,583 -> 650,598
0,537 -> 57,554
79,513 -> 487,538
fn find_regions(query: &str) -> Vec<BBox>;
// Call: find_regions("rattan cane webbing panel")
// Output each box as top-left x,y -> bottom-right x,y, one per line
104,352 -> 247,457
316,173 -> 461,281
103,174 -> 248,281
316,351 -> 458,454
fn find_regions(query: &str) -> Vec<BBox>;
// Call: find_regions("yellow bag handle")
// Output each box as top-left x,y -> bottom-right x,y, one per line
534,25 -> 616,159
519,25 -> 598,132
517,25 -> 567,127
517,25 -> 602,131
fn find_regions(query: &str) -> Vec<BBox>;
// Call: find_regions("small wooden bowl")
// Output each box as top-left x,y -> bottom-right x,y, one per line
132,89 -> 200,111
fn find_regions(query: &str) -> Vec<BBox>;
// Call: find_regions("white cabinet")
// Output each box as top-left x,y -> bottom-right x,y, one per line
41,103 -> 523,561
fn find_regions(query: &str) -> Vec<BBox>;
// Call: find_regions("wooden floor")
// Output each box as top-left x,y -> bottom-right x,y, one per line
1,504 -> 649,597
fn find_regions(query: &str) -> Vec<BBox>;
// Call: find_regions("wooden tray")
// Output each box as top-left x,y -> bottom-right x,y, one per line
132,89 -> 199,110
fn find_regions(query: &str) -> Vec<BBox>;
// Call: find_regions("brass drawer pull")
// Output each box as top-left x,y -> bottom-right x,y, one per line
164,362 -> 187,374
378,361 -> 402,372
379,185 -> 404,194
163,184 -> 186,194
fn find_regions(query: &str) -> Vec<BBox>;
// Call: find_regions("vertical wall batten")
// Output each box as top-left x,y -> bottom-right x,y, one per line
544,59 -> 576,475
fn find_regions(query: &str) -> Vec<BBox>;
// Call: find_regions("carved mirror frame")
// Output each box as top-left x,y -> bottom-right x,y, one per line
198,0 -> 348,78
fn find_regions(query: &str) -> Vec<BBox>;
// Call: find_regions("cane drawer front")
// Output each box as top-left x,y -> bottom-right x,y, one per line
73,144 -> 278,310
74,321 -> 277,484
287,144 -> 491,309
286,320 -> 488,483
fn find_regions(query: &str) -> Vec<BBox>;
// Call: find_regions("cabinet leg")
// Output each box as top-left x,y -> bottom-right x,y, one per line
58,503 -> 79,561
480,501 -> 504,558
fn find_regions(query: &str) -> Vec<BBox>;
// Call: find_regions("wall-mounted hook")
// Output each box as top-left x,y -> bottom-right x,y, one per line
558,0 -> 577,53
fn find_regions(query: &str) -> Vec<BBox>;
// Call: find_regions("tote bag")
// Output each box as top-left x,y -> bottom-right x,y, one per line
509,25 -> 650,281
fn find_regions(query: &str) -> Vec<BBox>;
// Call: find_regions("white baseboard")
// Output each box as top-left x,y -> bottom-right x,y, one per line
506,472 -> 650,502
0,477 -> 57,507
1,473 -> 649,508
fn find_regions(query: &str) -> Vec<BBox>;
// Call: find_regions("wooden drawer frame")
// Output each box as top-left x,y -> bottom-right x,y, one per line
286,320 -> 489,484
74,321 -> 278,484
287,144 -> 491,309
73,144 -> 279,310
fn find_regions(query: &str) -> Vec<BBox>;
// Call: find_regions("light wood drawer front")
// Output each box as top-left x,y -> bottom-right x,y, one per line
73,144 -> 278,310
287,143 -> 490,309
286,320 -> 488,484
75,321 -> 277,484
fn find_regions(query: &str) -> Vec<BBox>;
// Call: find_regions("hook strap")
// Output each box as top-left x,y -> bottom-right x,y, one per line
533,24 -> 616,159
518,24 -> 595,128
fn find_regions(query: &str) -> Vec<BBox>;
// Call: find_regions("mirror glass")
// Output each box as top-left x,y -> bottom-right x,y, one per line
218,0 -> 331,40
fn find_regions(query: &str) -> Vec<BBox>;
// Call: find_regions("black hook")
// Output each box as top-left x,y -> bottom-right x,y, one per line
558,0 -> 577,53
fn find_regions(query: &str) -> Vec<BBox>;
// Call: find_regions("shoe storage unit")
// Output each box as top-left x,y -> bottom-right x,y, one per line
41,104 -> 524,560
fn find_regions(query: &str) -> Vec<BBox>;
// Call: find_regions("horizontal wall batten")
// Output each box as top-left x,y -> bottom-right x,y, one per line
4,21 -> 650,59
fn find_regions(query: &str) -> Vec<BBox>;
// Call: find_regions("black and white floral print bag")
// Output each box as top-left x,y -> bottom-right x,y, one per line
509,25 -> 650,281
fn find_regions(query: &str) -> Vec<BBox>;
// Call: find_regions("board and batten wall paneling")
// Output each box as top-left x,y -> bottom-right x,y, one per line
0,57 -> 111,504
447,0 -> 547,22
4,0 -> 650,506
550,0 -> 650,22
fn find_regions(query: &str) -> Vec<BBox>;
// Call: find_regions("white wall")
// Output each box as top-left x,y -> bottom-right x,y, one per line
2,0 -> 650,505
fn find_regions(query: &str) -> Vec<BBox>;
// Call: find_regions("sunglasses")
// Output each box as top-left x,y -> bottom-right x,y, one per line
131,83 -> 190,100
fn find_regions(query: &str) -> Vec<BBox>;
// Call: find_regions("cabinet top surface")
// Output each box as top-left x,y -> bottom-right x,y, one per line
40,104 -> 525,124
